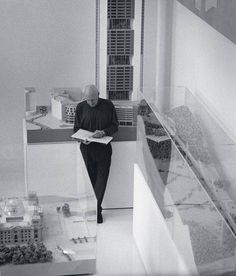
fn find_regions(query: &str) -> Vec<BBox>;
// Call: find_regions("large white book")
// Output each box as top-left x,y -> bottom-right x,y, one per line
71,129 -> 113,145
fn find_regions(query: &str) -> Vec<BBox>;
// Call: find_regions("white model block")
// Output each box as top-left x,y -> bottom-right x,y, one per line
51,96 -> 67,121
51,88 -> 84,122
25,87 -> 36,116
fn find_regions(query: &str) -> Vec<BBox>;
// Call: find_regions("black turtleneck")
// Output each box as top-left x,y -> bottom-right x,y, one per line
73,98 -> 118,136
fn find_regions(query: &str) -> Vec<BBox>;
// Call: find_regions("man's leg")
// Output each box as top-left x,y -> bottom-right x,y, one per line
81,143 -> 112,223
80,144 -> 97,188
94,149 -> 112,223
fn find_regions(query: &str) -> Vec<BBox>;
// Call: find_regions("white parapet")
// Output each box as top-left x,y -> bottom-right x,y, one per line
133,164 -> 198,276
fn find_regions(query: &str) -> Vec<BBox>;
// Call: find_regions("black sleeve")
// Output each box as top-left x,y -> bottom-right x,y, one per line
73,104 -> 81,133
103,102 -> 119,136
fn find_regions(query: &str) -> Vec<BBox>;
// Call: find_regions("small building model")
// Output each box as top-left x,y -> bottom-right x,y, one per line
65,104 -> 77,124
62,203 -> 70,217
50,88 -> 83,122
28,191 -> 39,205
25,87 -> 36,116
0,193 -> 43,245
137,99 -> 151,116
113,101 -> 138,126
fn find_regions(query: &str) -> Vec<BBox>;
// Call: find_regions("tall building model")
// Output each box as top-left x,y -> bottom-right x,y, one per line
0,192 -> 43,245
107,0 -> 135,100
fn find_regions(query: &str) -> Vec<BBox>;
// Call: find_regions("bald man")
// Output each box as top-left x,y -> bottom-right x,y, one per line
74,85 -> 118,223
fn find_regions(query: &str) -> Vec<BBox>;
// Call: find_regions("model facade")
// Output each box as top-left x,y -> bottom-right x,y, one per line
50,89 -> 83,122
0,193 -> 43,245
65,104 -> 77,123
113,101 -> 138,126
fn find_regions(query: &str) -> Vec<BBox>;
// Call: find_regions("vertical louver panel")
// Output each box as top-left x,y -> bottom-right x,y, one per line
109,55 -> 130,65
109,19 -> 131,29
107,66 -> 133,91
108,0 -> 135,19
107,30 -> 134,55
108,91 -> 130,100
114,103 -> 138,125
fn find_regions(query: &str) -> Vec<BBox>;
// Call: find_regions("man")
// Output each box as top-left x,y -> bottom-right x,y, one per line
73,84 -> 118,223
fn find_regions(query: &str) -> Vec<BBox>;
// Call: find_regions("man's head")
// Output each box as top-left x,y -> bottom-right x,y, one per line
84,84 -> 99,107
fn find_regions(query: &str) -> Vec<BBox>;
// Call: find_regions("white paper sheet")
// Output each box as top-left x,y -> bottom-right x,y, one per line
71,129 -> 113,144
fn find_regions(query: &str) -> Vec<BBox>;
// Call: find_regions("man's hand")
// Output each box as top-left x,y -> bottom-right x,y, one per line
92,130 -> 105,138
82,139 -> 91,145
72,138 -> 91,145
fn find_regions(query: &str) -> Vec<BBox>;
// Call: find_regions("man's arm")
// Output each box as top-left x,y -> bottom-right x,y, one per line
73,104 -> 91,144
73,104 -> 81,133
103,103 -> 119,136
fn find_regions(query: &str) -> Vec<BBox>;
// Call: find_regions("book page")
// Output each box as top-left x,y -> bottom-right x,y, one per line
71,129 -> 94,140
71,129 -> 113,145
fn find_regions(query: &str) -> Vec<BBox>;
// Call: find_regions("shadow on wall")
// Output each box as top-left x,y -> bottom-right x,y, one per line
177,0 -> 236,44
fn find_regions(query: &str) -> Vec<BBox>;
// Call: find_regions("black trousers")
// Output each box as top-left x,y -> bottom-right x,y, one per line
80,142 -> 112,215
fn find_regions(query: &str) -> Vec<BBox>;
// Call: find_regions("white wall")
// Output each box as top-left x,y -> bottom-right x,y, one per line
142,0 -> 174,110
143,0 -> 236,140
171,1 -> 236,141
133,164 -> 198,275
26,142 -> 77,197
103,141 -> 135,208
142,0 -> 158,100
24,141 -> 134,207
0,0 -> 96,184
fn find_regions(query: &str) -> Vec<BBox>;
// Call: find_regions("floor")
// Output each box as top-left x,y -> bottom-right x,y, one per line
95,208 -> 146,276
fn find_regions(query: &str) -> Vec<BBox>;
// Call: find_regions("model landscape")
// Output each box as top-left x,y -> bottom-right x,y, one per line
0,193 -> 97,270
25,88 -> 138,130
166,105 -> 236,235
0,192 -> 43,246
137,99 -> 236,275
0,242 -> 53,265
0,192 -> 53,265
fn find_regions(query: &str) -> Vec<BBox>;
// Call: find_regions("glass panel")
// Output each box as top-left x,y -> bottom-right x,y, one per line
1,138 -> 96,275
136,91 -> 236,275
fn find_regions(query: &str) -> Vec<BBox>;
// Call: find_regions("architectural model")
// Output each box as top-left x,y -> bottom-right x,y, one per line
0,242 -> 53,265
50,89 -> 83,122
166,105 -> 236,232
137,100 -> 236,274
166,105 -> 211,164
51,90 -> 138,126
25,87 -> 139,129
62,203 -> 70,217
138,102 -> 171,160
65,104 -> 77,124
0,192 -> 43,245
113,101 -> 138,126
24,87 -> 36,116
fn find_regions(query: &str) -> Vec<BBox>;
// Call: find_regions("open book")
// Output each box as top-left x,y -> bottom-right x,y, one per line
71,129 -> 113,145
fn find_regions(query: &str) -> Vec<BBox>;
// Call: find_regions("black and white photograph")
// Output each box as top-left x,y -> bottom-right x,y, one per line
0,0 -> 236,275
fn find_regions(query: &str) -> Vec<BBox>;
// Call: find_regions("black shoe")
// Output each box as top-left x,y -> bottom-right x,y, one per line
97,213 -> 103,224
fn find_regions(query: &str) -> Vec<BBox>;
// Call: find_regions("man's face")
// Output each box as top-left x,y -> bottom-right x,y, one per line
86,96 -> 98,107
85,88 -> 99,107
